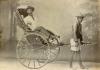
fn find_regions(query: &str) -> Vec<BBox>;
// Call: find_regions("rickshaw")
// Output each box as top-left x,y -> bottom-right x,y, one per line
15,8 -> 63,69
15,7 -> 96,69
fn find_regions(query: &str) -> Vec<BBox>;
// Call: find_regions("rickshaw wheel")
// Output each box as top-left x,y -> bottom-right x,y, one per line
46,37 -> 60,63
16,33 -> 60,69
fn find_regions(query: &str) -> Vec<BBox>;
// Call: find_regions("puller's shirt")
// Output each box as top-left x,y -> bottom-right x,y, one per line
72,22 -> 83,42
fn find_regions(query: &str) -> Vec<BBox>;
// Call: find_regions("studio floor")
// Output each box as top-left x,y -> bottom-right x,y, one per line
0,58 -> 100,70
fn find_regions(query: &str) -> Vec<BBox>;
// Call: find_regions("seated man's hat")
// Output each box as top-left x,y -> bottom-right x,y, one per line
26,6 -> 34,11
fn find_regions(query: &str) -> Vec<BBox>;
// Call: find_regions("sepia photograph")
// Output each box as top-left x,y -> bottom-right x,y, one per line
0,0 -> 100,70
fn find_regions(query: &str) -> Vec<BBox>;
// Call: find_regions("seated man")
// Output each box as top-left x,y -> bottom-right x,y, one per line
17,6 -> 57,44
22,6 -> 37,31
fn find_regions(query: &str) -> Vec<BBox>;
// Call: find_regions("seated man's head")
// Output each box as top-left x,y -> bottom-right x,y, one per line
76,15 -> 84,23
26,6 -> 34,15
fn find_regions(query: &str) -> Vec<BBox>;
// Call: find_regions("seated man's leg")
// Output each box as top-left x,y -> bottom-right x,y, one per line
34,26 -> 49,44
34,26 -> 45,32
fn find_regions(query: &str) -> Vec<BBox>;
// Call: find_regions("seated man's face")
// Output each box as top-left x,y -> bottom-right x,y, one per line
27,9 -> 33,14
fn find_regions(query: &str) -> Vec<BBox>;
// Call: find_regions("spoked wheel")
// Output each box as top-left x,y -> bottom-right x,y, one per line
16,33 -> 60,69
16,33 -> 49,69
46,37 -> 60,63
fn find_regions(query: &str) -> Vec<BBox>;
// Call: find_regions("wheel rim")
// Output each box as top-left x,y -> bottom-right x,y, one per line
16,34 -> 60,69
16,34 -> 49,69
45,38 -> 60,63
